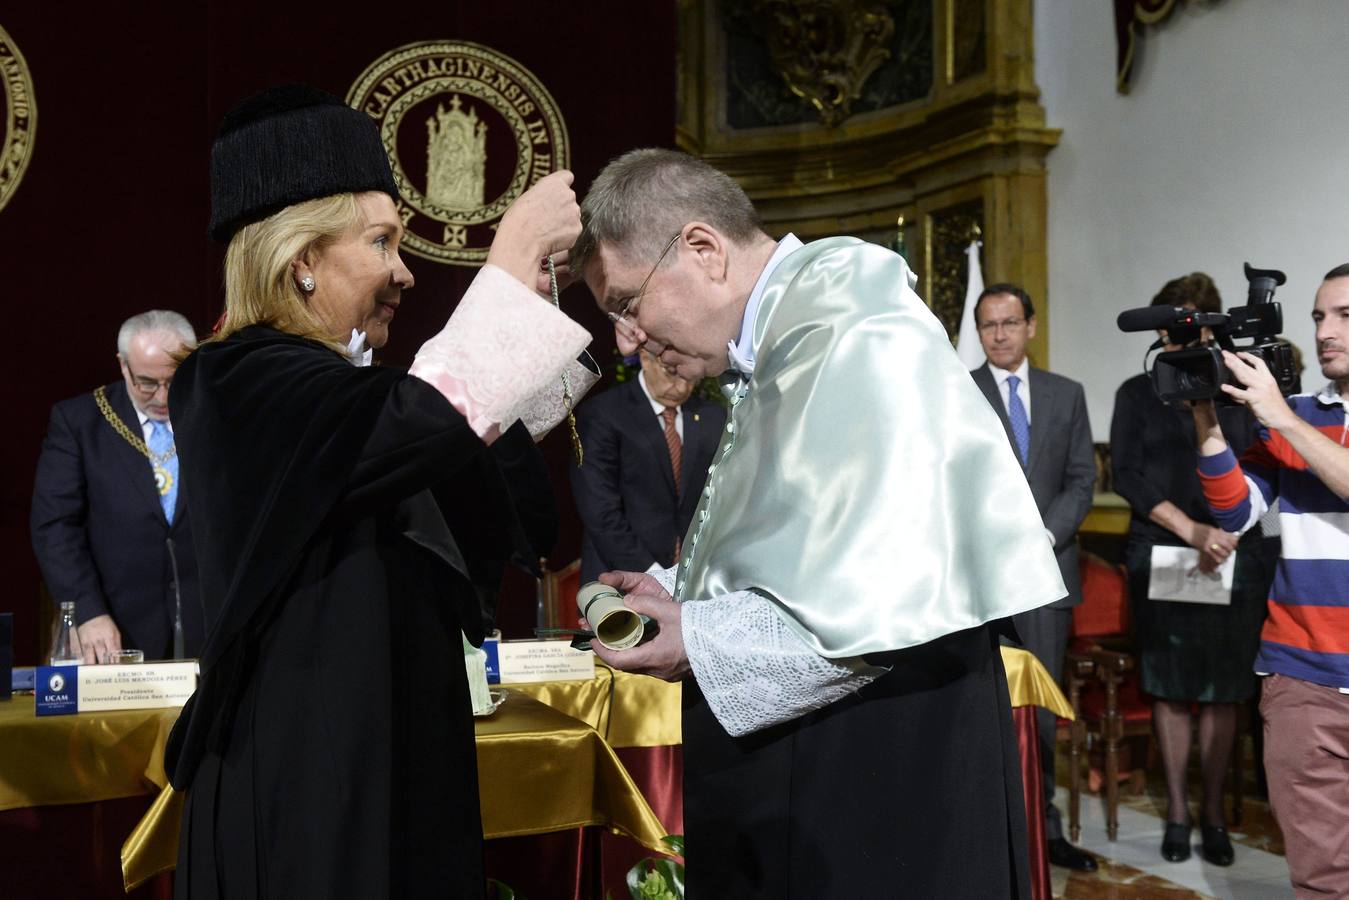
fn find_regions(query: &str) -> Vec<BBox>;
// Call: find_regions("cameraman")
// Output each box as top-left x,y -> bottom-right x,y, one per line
1191,264 -> 1349,896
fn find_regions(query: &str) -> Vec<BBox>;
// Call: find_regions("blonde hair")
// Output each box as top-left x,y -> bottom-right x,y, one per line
213,193 -> 364,347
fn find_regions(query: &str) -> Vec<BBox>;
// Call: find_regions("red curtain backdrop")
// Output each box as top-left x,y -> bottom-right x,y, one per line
0,2 -> 676,664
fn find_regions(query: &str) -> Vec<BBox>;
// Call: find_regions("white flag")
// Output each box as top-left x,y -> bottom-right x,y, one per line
956,241 -> 986,369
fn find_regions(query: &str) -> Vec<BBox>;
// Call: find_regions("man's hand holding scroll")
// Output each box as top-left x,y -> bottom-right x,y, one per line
583,570 -> 691,682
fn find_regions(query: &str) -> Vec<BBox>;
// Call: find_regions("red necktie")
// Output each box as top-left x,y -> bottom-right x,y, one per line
662,406 -> 682,560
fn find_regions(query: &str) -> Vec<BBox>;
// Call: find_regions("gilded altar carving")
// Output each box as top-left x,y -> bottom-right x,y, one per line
948,0 -> 986,82
723,0 -> 931,128
680,0 -> 1056,364
928,202 -> 984,342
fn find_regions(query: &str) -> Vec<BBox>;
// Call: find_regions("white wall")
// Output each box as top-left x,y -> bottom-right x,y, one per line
1034,0 -> 1349,439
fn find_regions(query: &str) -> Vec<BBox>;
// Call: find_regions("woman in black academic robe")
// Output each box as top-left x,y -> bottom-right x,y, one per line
166,85 -> 593,899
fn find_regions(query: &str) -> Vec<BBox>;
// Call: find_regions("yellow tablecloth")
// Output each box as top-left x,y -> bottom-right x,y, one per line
1,645 -> 1068,890
1001,646 -> 1074,719
0,696 -> 177,812
510,665 -> 682,747
513,650 -> 1071,738
118,691 -> 670,890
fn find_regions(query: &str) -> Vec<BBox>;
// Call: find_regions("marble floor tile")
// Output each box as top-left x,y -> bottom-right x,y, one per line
1053,786 -> 1293,899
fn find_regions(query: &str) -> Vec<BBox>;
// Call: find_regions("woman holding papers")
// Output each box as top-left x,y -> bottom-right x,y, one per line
1110,272 -> 1274,867
163,84 -> 596,899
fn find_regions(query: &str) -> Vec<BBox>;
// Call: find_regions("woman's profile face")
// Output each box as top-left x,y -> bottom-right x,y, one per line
304,192 -> 414,349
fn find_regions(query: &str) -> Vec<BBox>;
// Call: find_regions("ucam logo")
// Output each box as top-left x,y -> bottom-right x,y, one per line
36,666 -> 79,715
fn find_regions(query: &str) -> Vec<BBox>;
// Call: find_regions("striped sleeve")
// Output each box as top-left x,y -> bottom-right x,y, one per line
1197,446 -> 1269,534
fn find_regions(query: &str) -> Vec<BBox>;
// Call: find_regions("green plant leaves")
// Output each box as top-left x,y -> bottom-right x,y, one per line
625,833 -> 686,900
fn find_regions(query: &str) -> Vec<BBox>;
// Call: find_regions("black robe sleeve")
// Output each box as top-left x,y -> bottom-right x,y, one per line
166,327 -> 549,789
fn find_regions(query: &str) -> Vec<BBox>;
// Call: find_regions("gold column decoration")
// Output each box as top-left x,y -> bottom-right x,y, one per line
928,202 -> 984,341
0,24 -> 37,215
948,0 -> 987,82
732,0 -> 896,127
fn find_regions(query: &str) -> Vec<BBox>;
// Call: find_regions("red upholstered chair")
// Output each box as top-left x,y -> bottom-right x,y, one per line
1061,553 -> 1248,840
537,557 -> 582,630
1060,553 -> 1154,841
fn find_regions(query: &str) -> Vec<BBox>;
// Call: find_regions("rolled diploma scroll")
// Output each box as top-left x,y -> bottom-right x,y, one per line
577,582 -> 644,651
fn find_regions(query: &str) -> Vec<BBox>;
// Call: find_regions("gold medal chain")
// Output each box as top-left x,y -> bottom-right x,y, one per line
93,386 -> 177,466
547,256 -> 583,466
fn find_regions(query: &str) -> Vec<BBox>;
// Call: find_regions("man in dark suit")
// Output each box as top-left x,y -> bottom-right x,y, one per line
971,283 -> 1098,871
571,349 -> 725,583
31,310 -> 206,663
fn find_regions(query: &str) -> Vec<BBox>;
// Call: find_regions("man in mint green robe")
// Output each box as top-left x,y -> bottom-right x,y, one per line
574,149 -> 1066,899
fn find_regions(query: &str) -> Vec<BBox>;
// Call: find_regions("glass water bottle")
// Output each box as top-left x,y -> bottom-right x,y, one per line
49,601 -> 83,666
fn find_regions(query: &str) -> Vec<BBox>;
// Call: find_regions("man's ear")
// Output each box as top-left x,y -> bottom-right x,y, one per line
682,222 -> 729,284
1026,315 -> 1038,340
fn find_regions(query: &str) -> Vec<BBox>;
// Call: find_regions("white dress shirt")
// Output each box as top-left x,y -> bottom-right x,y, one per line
636,370 -> 684,441
987,359 -> 1058,547
988,357 -> 1032,423
133,405 -> 172,441
726,233 -> 804,377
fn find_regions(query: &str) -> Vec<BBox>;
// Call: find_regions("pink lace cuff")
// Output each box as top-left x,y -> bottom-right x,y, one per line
409,264 -> 592,442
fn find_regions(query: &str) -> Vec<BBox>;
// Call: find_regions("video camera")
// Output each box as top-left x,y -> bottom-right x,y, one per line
1116,263 -> 1299,404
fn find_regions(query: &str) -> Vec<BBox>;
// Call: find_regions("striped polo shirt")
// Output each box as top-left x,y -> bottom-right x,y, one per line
1197,383 -> 1349,689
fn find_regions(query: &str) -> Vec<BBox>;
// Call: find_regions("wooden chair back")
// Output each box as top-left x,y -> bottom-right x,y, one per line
537,558 -> 582,630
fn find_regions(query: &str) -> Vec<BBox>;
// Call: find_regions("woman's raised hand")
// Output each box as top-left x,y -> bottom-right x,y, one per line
487,170 -> 582,290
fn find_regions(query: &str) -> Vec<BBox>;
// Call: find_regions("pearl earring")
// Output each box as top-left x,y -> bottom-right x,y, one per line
300,276 -> 315,292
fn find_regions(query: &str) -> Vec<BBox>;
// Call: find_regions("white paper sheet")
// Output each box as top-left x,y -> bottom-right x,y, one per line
1148,545 -> 1234,605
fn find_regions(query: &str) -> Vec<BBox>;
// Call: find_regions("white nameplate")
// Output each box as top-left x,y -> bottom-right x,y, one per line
496,640 -> 595,684
76,661 -> 198,712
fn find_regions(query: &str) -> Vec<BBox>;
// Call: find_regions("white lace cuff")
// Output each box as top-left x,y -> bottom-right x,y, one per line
516,352 -> 600,440
409,264 -> 591,442
650,564 -> 678,596
682,590 -> 885,737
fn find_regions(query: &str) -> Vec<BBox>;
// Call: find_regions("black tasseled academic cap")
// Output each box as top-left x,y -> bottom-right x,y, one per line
208,84 -> 400,242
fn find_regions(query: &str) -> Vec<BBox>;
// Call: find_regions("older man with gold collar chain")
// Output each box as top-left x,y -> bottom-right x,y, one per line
31,311 -> 206,664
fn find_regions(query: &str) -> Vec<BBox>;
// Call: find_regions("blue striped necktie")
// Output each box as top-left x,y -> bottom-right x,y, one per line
1006,374 -> 1030,466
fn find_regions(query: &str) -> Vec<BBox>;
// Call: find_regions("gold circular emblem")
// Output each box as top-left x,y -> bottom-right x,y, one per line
0,25 -> 37,215
348,41 -> 569,267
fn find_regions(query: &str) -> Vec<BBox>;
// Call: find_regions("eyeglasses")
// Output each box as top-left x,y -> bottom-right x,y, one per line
126,367 -> 172,397
977,317 -> 1027,334
608,231 -> 681,347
